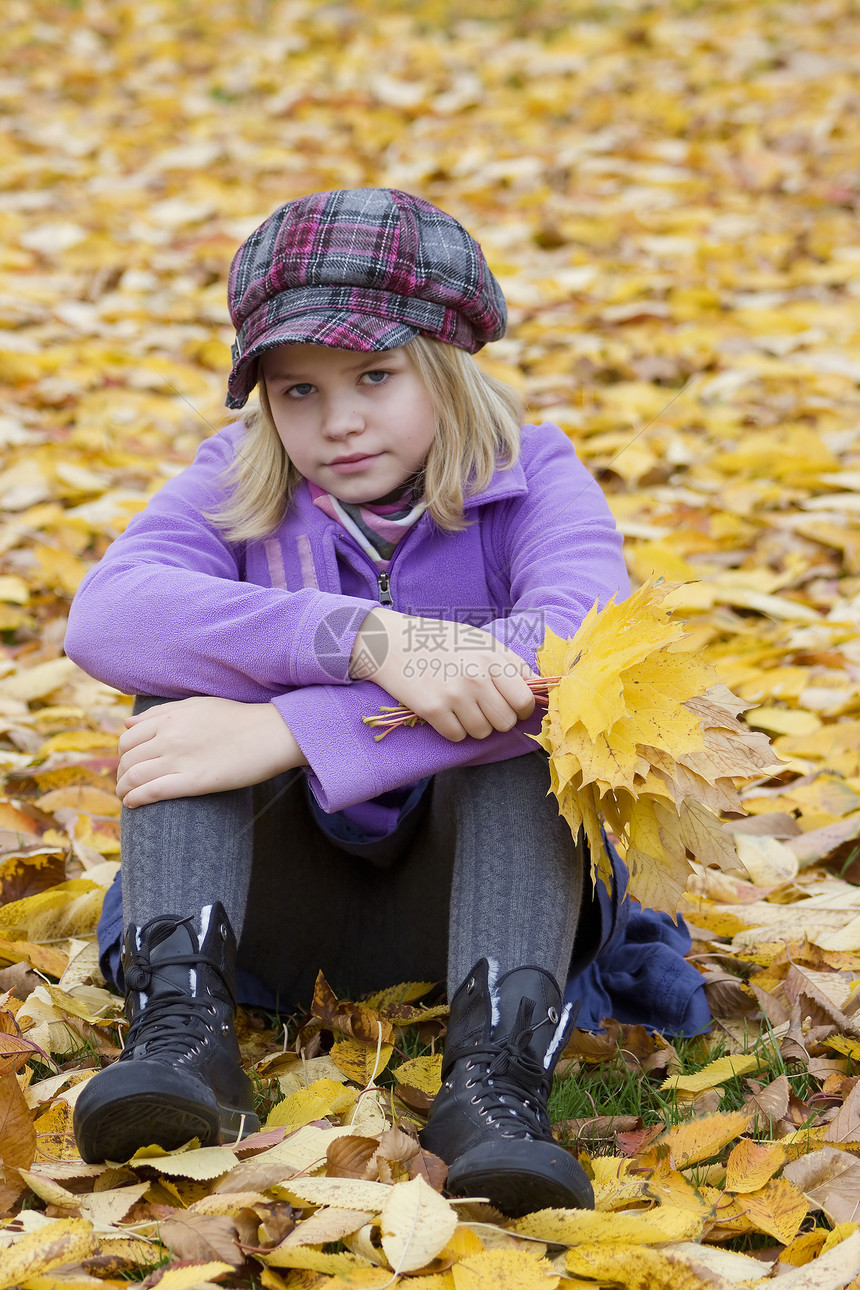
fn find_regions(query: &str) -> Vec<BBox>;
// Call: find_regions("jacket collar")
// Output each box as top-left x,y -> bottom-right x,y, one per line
462,454 -> 527,511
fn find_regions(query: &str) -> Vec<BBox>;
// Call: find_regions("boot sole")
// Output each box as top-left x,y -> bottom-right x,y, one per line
447,1140 -> 594,1218
74,1066 -> 260,1163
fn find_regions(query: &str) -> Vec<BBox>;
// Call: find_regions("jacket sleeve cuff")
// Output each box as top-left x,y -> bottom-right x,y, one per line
288,597 -> 380,686
272,683 -> 545,813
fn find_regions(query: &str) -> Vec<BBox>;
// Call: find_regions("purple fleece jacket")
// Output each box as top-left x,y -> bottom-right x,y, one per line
64,420 -> 629,833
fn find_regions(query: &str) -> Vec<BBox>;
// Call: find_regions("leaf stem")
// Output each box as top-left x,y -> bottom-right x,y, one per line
362,676 -> 561,736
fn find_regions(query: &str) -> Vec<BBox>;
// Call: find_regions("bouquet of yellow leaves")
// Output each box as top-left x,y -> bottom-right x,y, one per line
364,581 -> 780,917
532,580 -> 780,916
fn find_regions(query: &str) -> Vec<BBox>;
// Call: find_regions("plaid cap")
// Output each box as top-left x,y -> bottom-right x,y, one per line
225,188 -> 507,409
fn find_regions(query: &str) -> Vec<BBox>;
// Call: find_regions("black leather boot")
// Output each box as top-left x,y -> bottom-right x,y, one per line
420,958 -> 594,1217
74,903 -> 260,1163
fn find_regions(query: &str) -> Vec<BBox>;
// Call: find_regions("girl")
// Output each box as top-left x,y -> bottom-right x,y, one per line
65,188 -> 701,1216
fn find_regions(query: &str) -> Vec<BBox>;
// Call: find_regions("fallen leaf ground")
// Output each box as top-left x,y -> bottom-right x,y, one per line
3,0 -> 860,1285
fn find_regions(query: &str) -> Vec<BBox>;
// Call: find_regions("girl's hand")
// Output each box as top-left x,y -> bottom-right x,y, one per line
352,610 -> 536,742
116,697 -> 307,808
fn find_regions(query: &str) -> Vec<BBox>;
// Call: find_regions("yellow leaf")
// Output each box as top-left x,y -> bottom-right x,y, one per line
592,1174 -> 651,1211
380,1174 -> 458,1272
656,1111 -> 752,1169
266,1079 -> 357,1130
747,707 -> 822,737
364,982 -> 436,1011
623,799 -> 690,918
392,1055 -> 443,1098
146,1264 -> 234,1290
265,1248 -> 375,1273
453,1249 -> 560,1290
776,1228 -> 828,1267
280,1176 -> 393,1211
443,1226 -> 485,1259
145,1144 -> 238,1180
35,786 -> 121,816
565,1244 -> 744,1290
33,543 -> 90,596
331,1039 -> 394,1086
822,1222 -> 860,1255
0,574 -> 30,604
724,1139 -> 788,1193
280,1208 -> 376,1248
645,1169 -> 714,1222
734,1176 -> 808,1244
39,730 -> 118,755
44,983 -> 116,1025
661,1053 -> 762,1095
825,1036 -> 860,1061
32,1100 -> 80,1162
0,880 -> 104,943
324,1271 -> 402,1289
514,1206 -> 702,1246
0,1219 -> 99,1290
0,657 -> 78,702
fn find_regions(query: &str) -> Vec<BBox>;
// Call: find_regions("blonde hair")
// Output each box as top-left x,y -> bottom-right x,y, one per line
206,336 -> 524,541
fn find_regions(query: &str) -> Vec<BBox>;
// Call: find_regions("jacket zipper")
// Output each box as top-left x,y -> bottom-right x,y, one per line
335,530 -> 416,609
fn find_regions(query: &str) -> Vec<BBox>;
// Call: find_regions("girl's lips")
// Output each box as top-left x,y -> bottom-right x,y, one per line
328,454 -> 380,474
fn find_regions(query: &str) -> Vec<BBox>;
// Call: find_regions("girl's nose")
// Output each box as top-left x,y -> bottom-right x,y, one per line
321,394 -> 364,438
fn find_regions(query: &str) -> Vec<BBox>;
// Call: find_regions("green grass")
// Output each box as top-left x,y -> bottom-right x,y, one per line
549,1041 -> 700,1132
549,1022 -> 829,1146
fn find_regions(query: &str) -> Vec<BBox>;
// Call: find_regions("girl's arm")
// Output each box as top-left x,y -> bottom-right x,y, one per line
64,427 -> 379,699
274,422 -> 630,813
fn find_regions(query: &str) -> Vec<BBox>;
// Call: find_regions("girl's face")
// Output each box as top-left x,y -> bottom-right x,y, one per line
262,343 -> 436,503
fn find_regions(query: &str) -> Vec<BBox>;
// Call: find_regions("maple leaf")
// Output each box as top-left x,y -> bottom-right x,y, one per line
534,581 -> 781,915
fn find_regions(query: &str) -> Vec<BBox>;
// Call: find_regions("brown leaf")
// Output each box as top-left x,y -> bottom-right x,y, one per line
407,1144 -> 448,1192
618,1124 -> 664,1158
211,1155 -> 298,1195
824,1080 -> 860,1143
727,812 -> 802,838
0,961 -> 40,999
783,965 -> 860,1036
279,1206 -> 375,1248
326,1134 -> 381,1179
563,1022 -> 622,1062
787,814 -> 860,866
743,1073 -> 791,1126
393,1083 -> 436,1114
785,1146 -> 860,1224
311,971 -> 393,1046
232,1126 -> 287,1158
557,1114 -> 641,1143
251,1200 -> 296,1249
750,983 -> 792,1027
157,1213 -> 244,1268
702,968 -> 760,1019
0,850 -> 66,906
0,1028 -> 41,1076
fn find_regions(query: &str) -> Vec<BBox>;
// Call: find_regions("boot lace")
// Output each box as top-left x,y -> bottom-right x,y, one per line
120,952 -> 234,1063
460,1016 -> 553,1140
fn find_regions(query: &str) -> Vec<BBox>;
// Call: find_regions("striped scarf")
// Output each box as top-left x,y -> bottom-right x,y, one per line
309,475 -> 427,570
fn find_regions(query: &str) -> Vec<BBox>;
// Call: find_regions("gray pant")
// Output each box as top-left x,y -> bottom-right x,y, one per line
121,698 -> 586,1002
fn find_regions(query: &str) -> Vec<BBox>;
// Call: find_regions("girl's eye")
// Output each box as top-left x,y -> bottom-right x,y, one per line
361,370 -> 390,386
286,382 -> 316,399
